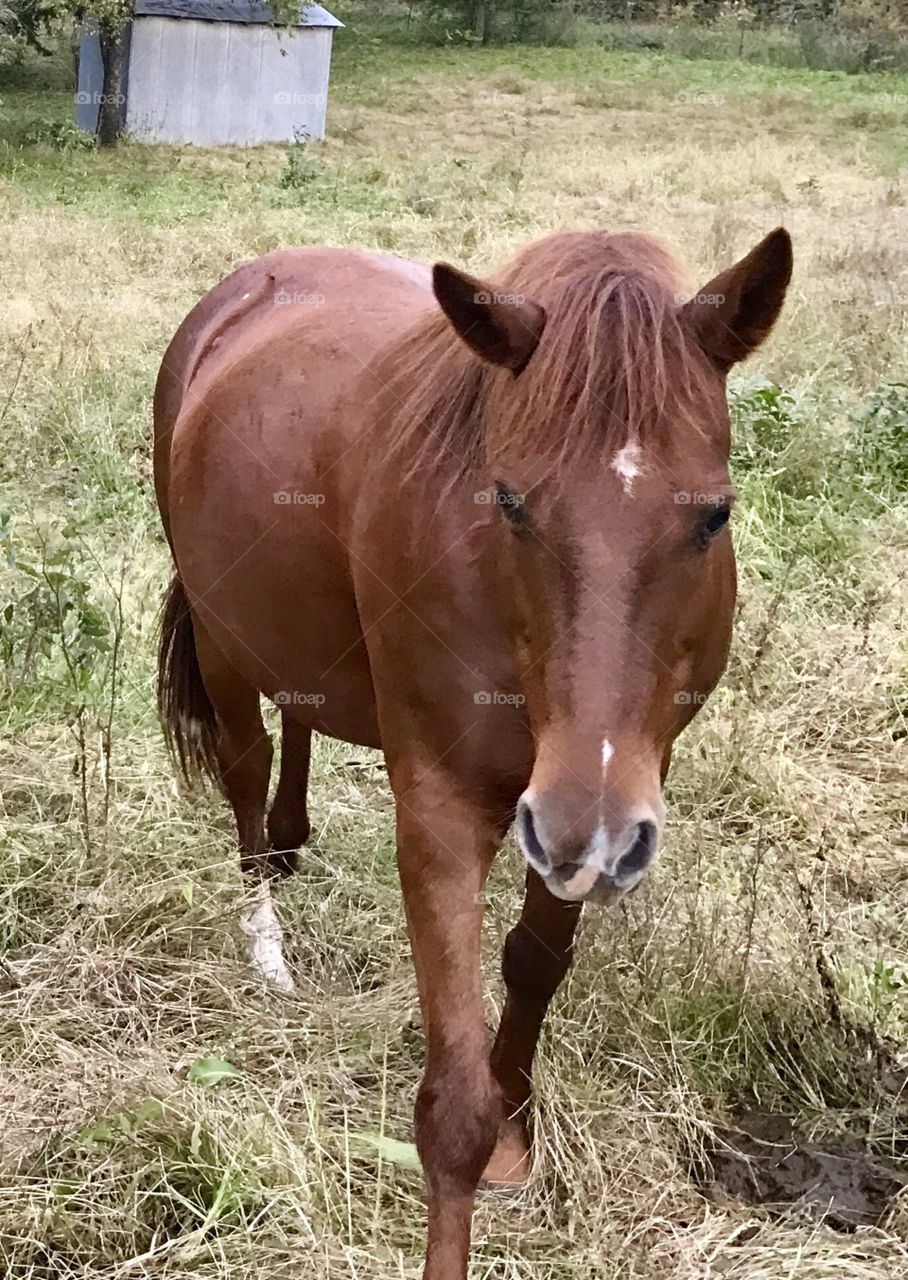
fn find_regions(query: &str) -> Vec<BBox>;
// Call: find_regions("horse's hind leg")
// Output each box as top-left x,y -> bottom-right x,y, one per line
192,620 -> 273,873
191,621 -> 293,990
266,713 -> 312,874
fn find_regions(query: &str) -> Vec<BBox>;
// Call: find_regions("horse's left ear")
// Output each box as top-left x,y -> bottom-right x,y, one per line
432,263 -> 546,374
682,227 -> 793,371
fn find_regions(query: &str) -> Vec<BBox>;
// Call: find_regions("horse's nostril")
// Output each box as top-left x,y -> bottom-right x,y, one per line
516,799 -> 550,874
615,820 -> 658,882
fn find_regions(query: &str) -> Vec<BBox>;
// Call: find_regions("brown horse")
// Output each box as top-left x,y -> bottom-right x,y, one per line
154,226 -> 791,1279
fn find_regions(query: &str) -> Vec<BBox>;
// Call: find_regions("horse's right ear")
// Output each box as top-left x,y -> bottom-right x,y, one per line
682,227 -> 793,372
432,263 -> 545,374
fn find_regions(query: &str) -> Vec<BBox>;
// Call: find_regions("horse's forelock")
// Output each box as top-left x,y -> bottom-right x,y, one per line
381,231 -> 708,486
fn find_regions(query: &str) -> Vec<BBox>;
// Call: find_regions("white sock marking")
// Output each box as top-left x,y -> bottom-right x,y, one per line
240,883 -> 294,992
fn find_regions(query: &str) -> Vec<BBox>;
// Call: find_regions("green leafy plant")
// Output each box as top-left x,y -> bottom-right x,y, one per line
0,514 -> 111,690
852,380 -> 908,497
80,1098 -> 167,1145
21,115 -> 97,149
731,381 -> 803,473
279,130 -> 322,190
187,1057 -> 243,1088
1,511 -> 123,848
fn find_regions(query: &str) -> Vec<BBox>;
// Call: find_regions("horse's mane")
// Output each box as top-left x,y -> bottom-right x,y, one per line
379,230 -> 709,486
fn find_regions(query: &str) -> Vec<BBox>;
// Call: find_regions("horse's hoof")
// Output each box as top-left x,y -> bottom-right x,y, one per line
239,882 -> 295,993
243,847 -> 300,879
265,846 -> 299,878
481,1121 -> 532,1188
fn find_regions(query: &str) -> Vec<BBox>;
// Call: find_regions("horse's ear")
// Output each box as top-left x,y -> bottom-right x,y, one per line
432,263 -> 545,374
682,227 -> 792,371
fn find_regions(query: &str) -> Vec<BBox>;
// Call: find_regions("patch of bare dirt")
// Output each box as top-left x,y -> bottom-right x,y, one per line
699,1113 -> 908,1229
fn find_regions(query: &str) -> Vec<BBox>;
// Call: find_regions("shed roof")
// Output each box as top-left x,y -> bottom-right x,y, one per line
133,0 -> 342,25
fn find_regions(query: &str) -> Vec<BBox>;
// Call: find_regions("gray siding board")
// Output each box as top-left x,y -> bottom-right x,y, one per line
224,23 -> 253,143
76,28 -> 103,133
128,17 -> 183,141
195,21 -> 232,143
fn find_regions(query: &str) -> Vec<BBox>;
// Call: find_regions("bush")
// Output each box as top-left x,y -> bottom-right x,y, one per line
416,0 -> 581,44
731,381 -> 804,477
279,131 -> 322,190
0,512 -> 112,704
852,381 -> 908,498
20,114 -> 95,148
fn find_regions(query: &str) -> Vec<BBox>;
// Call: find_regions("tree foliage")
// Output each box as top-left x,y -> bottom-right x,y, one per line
418,0 -> 579,43
416,0 -> 907,36
1,0 -> 58,56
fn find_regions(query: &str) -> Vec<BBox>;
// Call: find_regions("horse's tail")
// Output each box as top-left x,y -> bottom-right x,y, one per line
157,576 -> 220,785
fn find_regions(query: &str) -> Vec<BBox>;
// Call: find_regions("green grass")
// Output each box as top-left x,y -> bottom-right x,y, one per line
1,25 -> 908,1280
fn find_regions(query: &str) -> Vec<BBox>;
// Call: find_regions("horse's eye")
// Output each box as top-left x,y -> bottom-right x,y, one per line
701,505 -> 731,542
494,481 -> 526,532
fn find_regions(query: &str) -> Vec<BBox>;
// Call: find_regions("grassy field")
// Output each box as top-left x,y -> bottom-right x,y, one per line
1,26 -> 908,1280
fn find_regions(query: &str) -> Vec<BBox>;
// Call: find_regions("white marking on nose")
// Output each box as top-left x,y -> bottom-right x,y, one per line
611,441 -> 642,496
561,860 -> 601,899
240,882 -> 294,992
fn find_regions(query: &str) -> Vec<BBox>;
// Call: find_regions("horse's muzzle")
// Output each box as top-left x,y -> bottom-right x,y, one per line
515,796 -> 661,903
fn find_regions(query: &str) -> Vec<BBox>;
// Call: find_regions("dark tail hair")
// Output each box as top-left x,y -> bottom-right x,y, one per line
157,576 -> 220,785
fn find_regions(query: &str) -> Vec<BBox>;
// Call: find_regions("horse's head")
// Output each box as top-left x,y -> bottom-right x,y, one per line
432,229 -> 792,903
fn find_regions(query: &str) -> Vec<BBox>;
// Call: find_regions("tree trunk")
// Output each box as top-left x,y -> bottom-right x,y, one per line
473,0 -> 492,44
97,24 -> 131,147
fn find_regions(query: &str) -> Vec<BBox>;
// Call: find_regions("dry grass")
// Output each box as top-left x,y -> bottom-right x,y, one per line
1,35 -> 907,1280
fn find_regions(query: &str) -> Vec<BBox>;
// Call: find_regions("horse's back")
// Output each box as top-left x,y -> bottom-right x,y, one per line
154,248 -> 429,527
155,247 -> 433,746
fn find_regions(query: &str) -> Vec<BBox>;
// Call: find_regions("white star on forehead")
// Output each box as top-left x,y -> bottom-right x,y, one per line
611,440 -> 641,495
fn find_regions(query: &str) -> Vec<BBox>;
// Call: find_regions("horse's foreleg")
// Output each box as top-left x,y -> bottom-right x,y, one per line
485,869 -> 582,1185
395,780 -> 500,1280
266,713 -> 312,874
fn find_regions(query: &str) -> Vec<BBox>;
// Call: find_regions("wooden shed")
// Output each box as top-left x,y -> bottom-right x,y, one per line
77,2 -> 343,145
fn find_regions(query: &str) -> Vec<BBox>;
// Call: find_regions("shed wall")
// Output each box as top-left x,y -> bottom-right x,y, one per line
126,18 -> 333,144
78,18 -> 333,144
